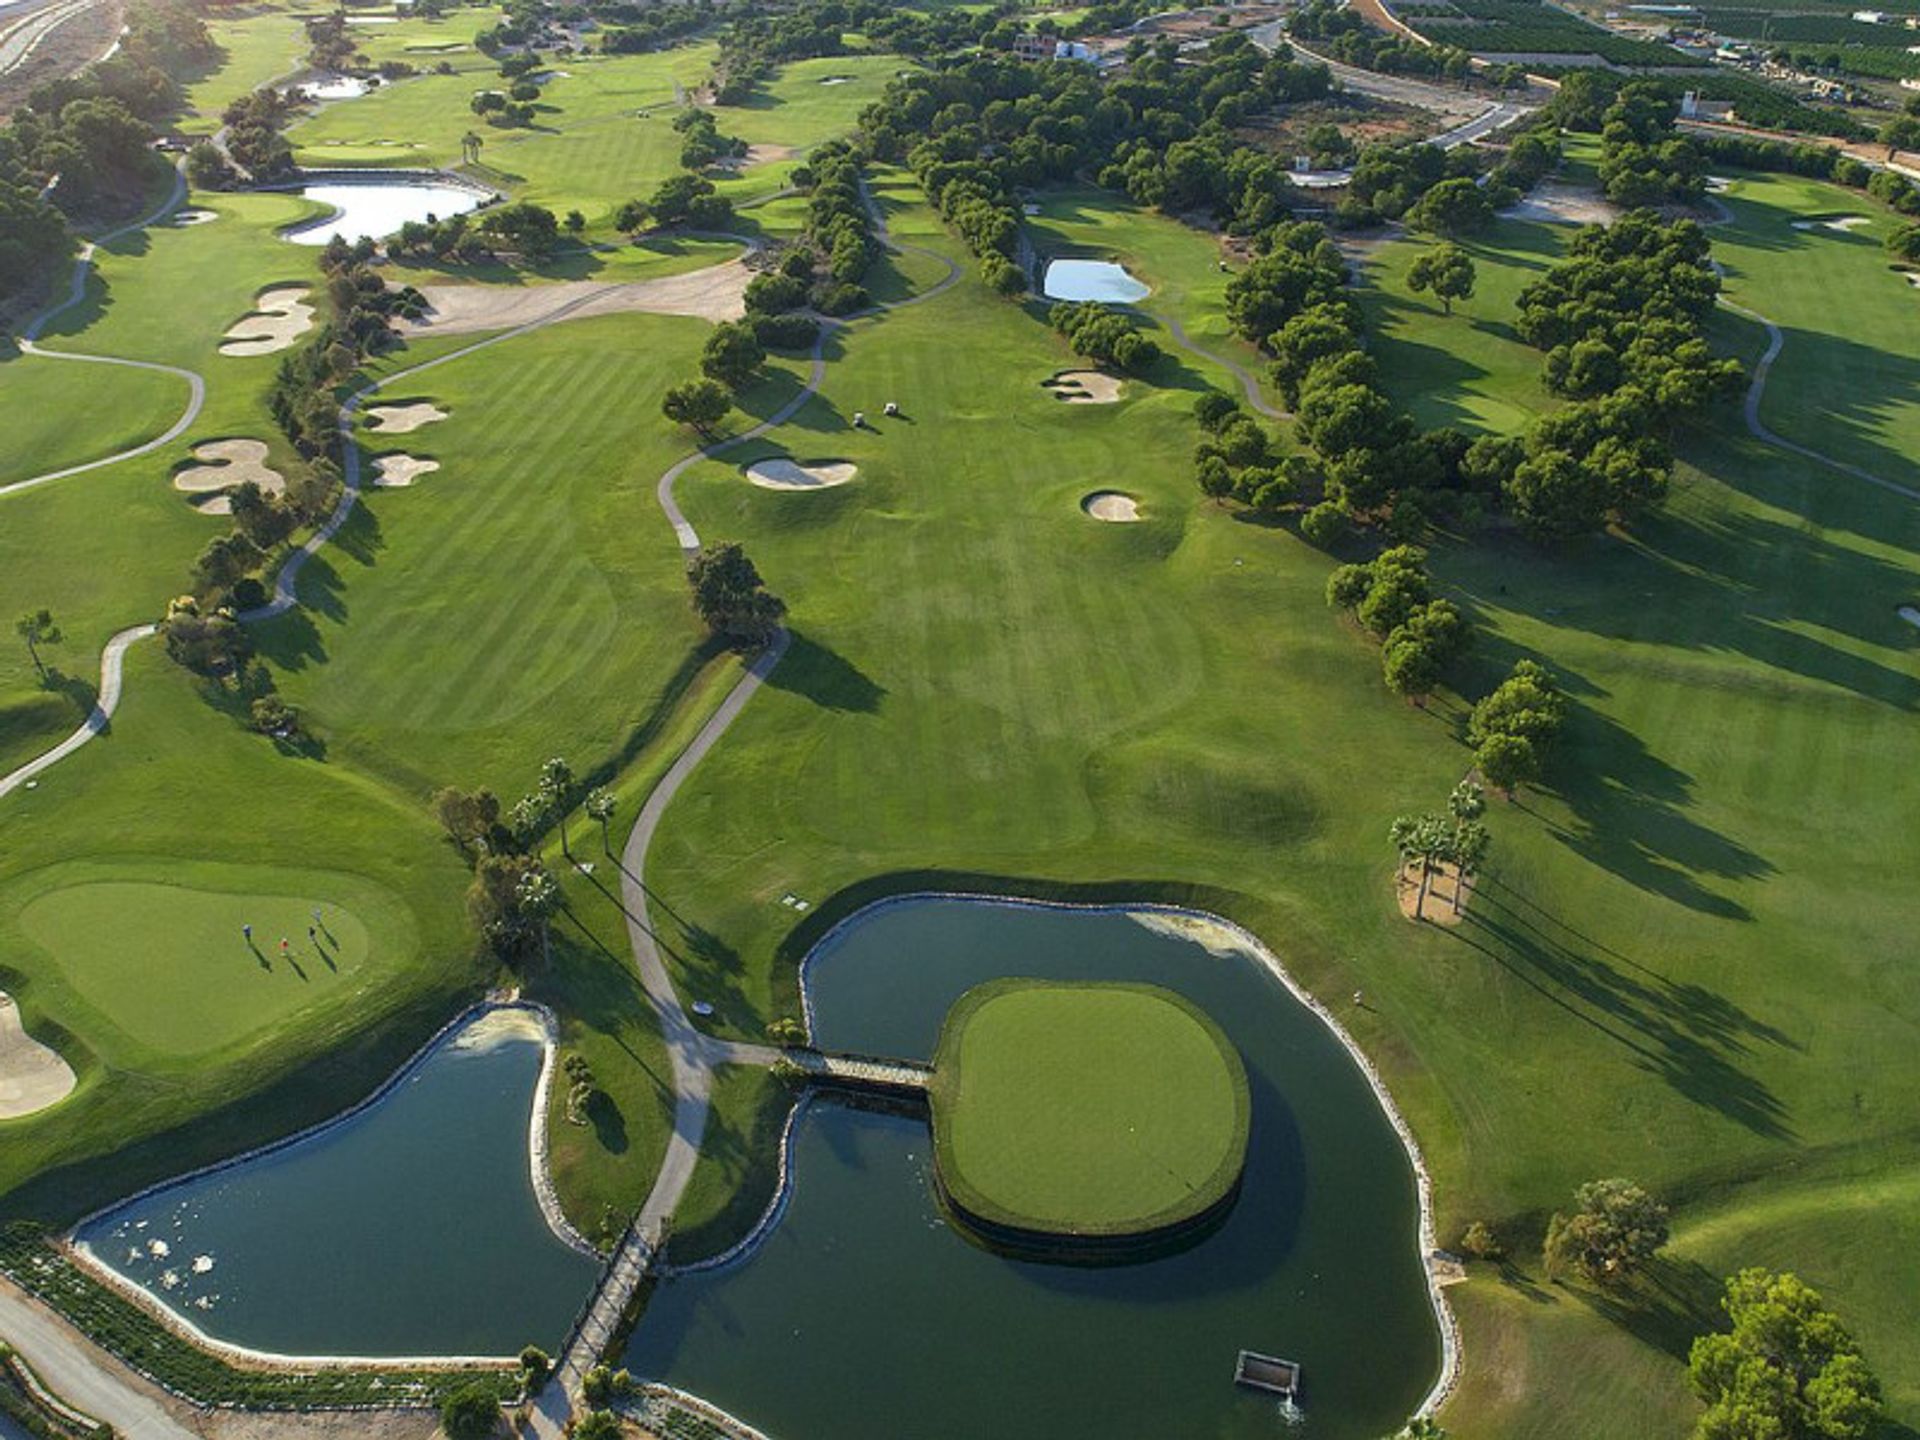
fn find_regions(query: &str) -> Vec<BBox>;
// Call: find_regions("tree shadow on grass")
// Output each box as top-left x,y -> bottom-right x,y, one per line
762,630 -> 884,713
1570,1255 -> 1725,1364
37,665 -> 100,723
1440,886 -> 1795,1139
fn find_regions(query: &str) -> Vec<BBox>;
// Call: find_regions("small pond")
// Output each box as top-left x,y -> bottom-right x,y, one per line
1043,258 -> 1150,304
282,180 -> 485,246
626,897 -> 1441,1440
299,74 -> 372,101
75,1008 -> 598,1359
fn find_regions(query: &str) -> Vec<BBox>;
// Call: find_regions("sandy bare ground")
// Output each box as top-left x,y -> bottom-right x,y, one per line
1397,859 -> 1472,925
717,143 -> 796,172
1081,490 -> 1140,522
0,992 -> 74,1118
365,401 -> 447,433
1043,370 -> 1122,404
393,260 -> 752,337
1791,214 -> 1868,233
219,287 -> 316,358
745,458 -> 854,490
174,439 -> 285,513
1503,181 -> 1618,228
371,453 -> 439,487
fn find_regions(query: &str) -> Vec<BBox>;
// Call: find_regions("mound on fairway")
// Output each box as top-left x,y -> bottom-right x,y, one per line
745,458 -> 856,490
930,979 -> 1249,1243
16,873 -> 380,1058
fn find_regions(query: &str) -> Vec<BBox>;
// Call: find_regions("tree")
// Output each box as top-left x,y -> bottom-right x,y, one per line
574,1414 -> 622,1440
15,609 -> 61,679
518,1345 -> 552,1388
439,1382 -> 501,1439
460,130 -> 484,165
687,542 -> 786,645
586,787 -> 617,853
564,209 -> 585,234
539,756 -> 577,861
1879,113 -> 1920,162
700,321 -> 765,389
432,786 -> 500,854
613,197 -> 651,235
1390,812 -> 1452,919
1688,1269 -> 1883,1440
1406,243 -> 1475,315
662,378 -> 732,435
1543,1178 -> 1668,1284
1475,731 -> 1538,799
1459,1220 -> 1503,1260
1405,177 -> 1493,237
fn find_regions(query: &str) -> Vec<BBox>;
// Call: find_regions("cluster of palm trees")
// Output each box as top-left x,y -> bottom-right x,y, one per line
508,756 -> 621,864
1390,780 -> 1491,922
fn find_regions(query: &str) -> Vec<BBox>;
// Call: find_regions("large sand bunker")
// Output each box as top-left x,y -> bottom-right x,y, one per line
394,259 -> 753,337
219,287 -> 316,358
1792,215 -> 1868,234
372,453 -> 440,487
366,401 -> 448,433
0,993 -> 76,1119
174,440 -> 285,514
1082,490 -> 1141,522
1043,370 -> 1123,404
1504,181 -> 1618,227
746,458 -> 856,490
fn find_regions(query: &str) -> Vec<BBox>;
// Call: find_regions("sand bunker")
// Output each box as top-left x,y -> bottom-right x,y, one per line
819,75 -> 853,85
1503,182 -> 1619,227
395,259 -> 752,336
1905,273 -> 1920,290
1792,215 -> 1869,233
1398,859 -> 1471,925
174,439 -> 285,512
746,458 -> 856,490
219,287 -> 316,358
1044,370 -> 1123,404
171,209 -> 219,227
366,401 -> 448,433
371,454 -> 440,487
1899,604 -> 1920,630
1705,175 -> 1733,194
1082,490 -> 1141,522
718,143 -> 797,172
0,992 -> 76,1119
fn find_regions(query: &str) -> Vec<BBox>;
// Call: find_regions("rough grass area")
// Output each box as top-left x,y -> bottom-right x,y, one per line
930,980 -> 1249,1237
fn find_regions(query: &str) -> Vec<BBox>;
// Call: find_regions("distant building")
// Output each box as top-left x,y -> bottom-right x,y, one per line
1011,31 -> 1054,61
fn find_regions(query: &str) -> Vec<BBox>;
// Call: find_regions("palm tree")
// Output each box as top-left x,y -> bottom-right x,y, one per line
15,609 -> 60,678
1448,819 -> 1490,917
515,867 -> 562,963
1390,813 -> 1445,921
539,756 -> 576,861
585,787 -> 617,854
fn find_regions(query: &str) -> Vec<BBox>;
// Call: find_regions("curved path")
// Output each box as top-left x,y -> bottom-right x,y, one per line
0,622 -> 156,801
1,166 -> 203,501
540,191 -> 962,1428
1147,309 -> 1285,419
1717,296 -> 1920,504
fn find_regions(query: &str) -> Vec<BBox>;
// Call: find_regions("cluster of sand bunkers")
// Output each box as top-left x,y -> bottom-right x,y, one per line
1791,215 -> 1869,234
172,402 -> 447,511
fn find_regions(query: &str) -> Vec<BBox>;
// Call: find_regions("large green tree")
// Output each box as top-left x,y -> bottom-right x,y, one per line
1543,1178 -> 1668,1283
1689,1269 -> 1882,1440
687,542 -> 786,644
1406,243 -> 1475,315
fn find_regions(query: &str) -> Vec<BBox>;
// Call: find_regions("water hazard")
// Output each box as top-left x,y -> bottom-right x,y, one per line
76,1009 -> 597,1358
626,898 -> 1442,1440
1042,258 -> 1150,304
281,180 -> 484,245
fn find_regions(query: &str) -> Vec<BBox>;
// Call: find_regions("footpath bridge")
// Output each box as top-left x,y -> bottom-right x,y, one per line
785,1049 -> 934,1096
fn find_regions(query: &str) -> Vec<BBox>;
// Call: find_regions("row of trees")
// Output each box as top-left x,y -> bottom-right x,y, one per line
674,105 -> 746,172
1048,300 -> 1160,374
1192,392 -> 1318,516
1595,82 -> 1705,209
1467,659 -> 1565,798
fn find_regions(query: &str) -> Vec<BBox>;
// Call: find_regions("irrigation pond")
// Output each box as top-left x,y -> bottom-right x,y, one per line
1042,258 -> 1150,304
281,179 -> 485,246
74,1008 -> 597,1360
625,897 -> 1443,1440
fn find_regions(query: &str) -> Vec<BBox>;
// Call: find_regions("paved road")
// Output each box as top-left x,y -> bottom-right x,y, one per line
1149,310 -> 1286,418
0,0 -> 99,79
0,1281 -> 199,1440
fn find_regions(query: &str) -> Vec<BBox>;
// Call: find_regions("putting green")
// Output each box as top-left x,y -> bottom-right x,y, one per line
18,873 -> 377,1057
930,979 -> 1250,1239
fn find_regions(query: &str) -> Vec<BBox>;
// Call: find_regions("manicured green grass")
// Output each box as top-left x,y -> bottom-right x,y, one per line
14,866 -> 384,1058
177,7 -> 320,136
634,174 -> 1919,1434
669,1064 -> 795,1265
930,980 -> 1249,1236
0,350 -> 188,490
